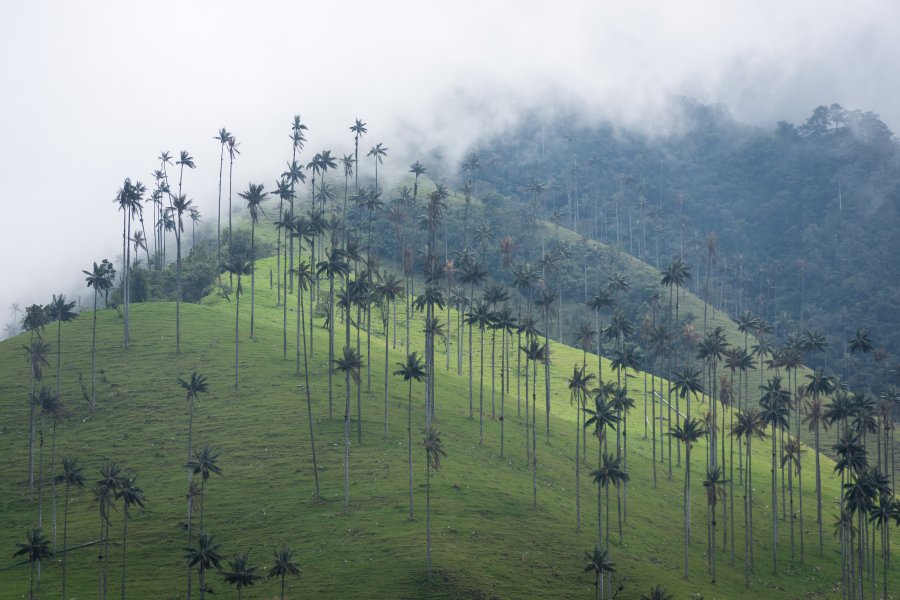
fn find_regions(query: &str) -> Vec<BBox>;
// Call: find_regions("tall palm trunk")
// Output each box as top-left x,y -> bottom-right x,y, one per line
684,444 -> 692,579
176,223 -> 182,353
121,507 -> 130,600
234,276 -> 241,392
61,482 -> 71,598
249,222 -> 256,338
771,425 -> 778,575
532,356 -> 538,509
298,271 -> 320,498
408,378 -> 414,520
90,289 -> 98,410
426,451 -> 433,583
479,325 -> 485,445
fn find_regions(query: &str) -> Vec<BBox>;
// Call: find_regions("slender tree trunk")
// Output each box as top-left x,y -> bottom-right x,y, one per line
250,224 -> 256,338
299,274 -> 320,498
684,445 -> 691,579
234,278 -> 241,393
771,428 -> 778,575
479,327 -> 485,445
121,508 -> 129,600
384,318 -> 389,438
426,455 -> 433,582
62,483 -> 71,598
408,379 -> 414,520
91,289 -> 98,410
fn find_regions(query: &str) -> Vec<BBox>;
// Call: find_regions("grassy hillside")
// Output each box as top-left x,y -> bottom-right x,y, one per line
0,247 -> 892,599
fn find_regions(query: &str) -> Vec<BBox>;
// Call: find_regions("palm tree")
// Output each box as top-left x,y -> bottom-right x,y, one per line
673,366 -> 703,422
523,339 -> 548,508
669,417 -> 707,579
395,353 -> 426,520
34,387 -> 67,546
222,253 -> 252,392
567,365 -> 596,530
46,294 -> 77,399
14,528 -> 52,600
592,452 -> 629,550
186,532 -> 223,600
731,409 -> 764,583
640,584 -> 673,600
703,465 -> 727,582
759,376 -> 791,574
781,436 -> 804,562
188,446 -> 222,530
583,545 -> 615,600
114,178 -> 144,348
83,260 -> 115,410
272,177 -> 294,306
377,275 -> 404,437
367,142 -> 389,192
269,545 -> 300,600
117,472 -> 146,600
318,247 -> 351,419
350,119 -> 367,195
177,370 -> 209,598
168,193 -> 194,353
23,335 -> 50,499
222,552 -> 261,600
334,346 -> 362,514
94,461 -> 122,600
466,299 -> 493,445
238,183 -> 268,338
54,457 -> 83,599
804,371 -> 834,554
214,129 -> 232,273
423,426 -> 446,583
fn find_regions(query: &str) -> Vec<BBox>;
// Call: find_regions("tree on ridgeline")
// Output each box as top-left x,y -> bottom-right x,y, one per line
115,178 -> 145,348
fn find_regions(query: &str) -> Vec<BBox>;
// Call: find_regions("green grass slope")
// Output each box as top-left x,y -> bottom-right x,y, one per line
0,251 -> 891,599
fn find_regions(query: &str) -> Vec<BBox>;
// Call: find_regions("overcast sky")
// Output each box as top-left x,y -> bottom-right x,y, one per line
2,0 -> 898,332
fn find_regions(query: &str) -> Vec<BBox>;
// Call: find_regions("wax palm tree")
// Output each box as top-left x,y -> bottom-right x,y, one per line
238,183 -> 268,338
23,336 -> 50,499
272,177 -> 294,306
35,387 -> 67,546
350,119 -> 367,193
177,370 -> 209,579
114,178 -> 144,348
670,417 -> 707,579
221,552 -> 261,600
188,446 -> 222,530
167,193 -> 193,353
731,409 -> 765,583
186,532 -> 222,600
804,369 -> 834,553
222,253 -> 252,392
423,426 -> 446,582
523,339 -> 548,508
94,461 -> 122,600
47,293 -> 77,398
395,353 -> 426,520
869,492 -> 898,599
54,458 -> 83,599
334,346 -> 362,514
781,436 -> 804,562
466,299 -> 493,445
592,453 -> 629,549
14,528 -> 52,600
377,275 -> 404,437
269,545 -> 300,600
117,472 -> 145,600
214,129 -> 232,271
83,260 -> 115,410
567,365 -> 596,530
318,248 -> 351,419
409,160 -> 425,201
640,584 -> 673,600
673,366 -> 703,421
584,545 -> 615,600
367,142 -> 389,192
759,376 -> 791,574
460,261 -> 488,418
703,465 -> 727,582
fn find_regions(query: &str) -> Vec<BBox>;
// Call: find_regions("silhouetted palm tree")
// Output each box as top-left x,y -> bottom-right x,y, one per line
395,352 -> 426,520
222,552 -> 262,600
222,253 -> 252,392
583,545 -> 615,600
188,446 -> 222,530
54,458 -> 83,599
14,528 -> 52,600
186,532 -> 222,600
239,183 -> 268,338
423,426 -> 446,582
117,472 -> 146,600
269,545 -> 300,600
334,346 -> 362,514
670,417 -> 707,579
83,259 -> 115,410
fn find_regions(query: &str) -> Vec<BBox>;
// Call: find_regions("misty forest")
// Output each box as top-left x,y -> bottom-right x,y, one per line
2,101 -> 900,600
